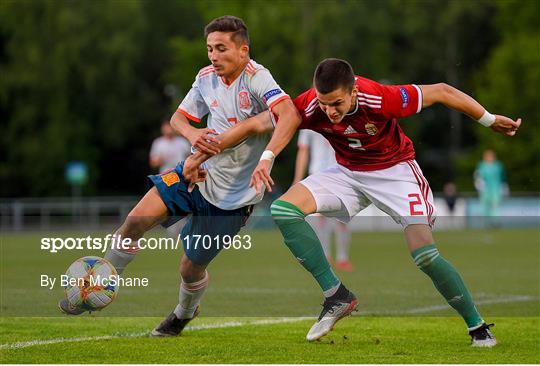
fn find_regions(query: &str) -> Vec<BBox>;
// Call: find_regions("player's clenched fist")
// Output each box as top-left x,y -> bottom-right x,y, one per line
185,128 -> 221,155
491,116 -> 522,137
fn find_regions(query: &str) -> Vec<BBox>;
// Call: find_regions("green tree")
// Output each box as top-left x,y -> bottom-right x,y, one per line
1,0 -> 536,197
458,0 -> 540,191
0,1 -> 150,196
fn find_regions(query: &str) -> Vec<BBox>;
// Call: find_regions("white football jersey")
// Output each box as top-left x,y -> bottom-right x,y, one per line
297,129 -> 337,175
178,60 -> 289,210
150,136 -> 191,173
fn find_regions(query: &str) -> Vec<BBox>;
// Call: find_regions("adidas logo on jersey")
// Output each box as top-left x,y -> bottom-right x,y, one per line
210,99 -> 219,108
344,125 -> 358,135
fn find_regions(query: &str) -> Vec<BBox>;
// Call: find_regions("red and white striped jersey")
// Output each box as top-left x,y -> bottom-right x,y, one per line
294,76 -> 422,171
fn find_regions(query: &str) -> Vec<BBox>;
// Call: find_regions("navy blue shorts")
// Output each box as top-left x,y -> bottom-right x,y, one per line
148,162 -> 252,265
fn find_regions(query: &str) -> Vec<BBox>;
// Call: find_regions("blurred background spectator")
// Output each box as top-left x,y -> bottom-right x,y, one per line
474,149 -> 507,226
149,119 -> 191,173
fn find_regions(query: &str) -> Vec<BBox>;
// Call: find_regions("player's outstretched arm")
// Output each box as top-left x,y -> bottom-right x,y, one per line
182,111 -> 275,184
215,111 -> 275,149
250,99 -> 302,193
420,83 -> 521,136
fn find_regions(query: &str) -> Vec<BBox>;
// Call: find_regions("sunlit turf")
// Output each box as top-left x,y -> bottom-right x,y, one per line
1,316 -> 539,363
1,228 -> 539,363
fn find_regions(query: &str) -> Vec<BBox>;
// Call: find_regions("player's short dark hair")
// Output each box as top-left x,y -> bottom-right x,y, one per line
313,58 -> 355,94
204,16 -> 250,46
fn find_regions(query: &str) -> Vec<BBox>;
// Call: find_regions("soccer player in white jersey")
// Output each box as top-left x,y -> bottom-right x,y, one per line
59,16 -> 301,338
294,129 -> 353,271
250,58 -> 521,345
149,119 -> 192,173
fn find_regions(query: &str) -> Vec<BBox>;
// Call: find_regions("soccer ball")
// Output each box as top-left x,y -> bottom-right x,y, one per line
64,256 -> 118,312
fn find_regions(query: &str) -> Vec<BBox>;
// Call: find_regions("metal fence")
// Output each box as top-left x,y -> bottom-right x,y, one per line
0,197 -> 139,232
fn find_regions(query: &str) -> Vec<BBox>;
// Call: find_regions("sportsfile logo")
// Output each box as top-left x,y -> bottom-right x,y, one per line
39,234 -> 253,253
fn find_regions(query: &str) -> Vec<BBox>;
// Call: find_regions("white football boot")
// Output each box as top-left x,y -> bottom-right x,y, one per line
306,290 -> 358,342
469,323 -> 497,347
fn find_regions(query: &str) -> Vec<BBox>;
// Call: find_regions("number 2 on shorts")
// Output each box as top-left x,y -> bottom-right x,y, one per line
408,193 -> 424,215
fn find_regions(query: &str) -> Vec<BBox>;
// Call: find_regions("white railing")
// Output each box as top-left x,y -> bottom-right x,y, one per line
1,193 -> 538,232
0,197 -> 139,231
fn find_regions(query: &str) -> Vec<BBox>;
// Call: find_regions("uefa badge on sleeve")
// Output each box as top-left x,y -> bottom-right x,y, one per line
399,87 -> 409,108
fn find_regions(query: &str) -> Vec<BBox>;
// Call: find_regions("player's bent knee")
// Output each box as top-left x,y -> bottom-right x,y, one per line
119,216 -> 152,240
275,183 -> 317,215
404,224 -> 435,251
180,256 -> 207,283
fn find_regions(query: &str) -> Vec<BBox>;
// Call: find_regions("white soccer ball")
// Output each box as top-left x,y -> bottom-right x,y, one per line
64,256 -> 118,312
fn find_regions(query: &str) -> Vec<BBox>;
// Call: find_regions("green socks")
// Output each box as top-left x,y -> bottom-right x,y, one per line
271,199 -> 483,329
271,200 -> 340,293
412,244 -> 483,329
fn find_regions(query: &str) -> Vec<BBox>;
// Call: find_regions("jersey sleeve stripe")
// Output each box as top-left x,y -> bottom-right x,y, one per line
357,102 -> 382,109
357,92 -> 382,100
177,108 -> 202,123
198,69 -> 216,78
357,97 -> 382,109
245,61 -> 257,75
358,96 -> 381,104
305,103 -> 320,117
304,97 -> 319,114
412,84 -> 423,113
198,65 -> 214,76
269,95 -> 291,110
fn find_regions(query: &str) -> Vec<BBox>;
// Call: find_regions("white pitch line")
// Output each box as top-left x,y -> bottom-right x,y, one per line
2,295 -> 537,350
353,295 -> 537,316
400,295 -> 536,315
0,317 -> 311,350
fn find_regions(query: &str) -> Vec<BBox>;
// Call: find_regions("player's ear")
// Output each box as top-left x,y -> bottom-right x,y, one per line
240,44 -> 249,57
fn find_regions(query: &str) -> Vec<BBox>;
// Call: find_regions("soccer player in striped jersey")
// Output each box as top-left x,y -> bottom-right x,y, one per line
250,58 -> 521,345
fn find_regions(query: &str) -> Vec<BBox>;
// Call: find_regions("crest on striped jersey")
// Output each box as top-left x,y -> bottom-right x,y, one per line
365,123 -> 378,136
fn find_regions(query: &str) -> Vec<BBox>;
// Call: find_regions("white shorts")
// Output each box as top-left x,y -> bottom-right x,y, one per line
300,160 -> 436,228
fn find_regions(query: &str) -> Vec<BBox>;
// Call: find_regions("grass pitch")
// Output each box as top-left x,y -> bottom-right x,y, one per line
1,228 -> 539,363
1,317 -> 539,363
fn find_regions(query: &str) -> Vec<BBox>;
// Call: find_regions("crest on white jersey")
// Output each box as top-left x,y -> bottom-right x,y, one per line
238,91 -> 251,110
